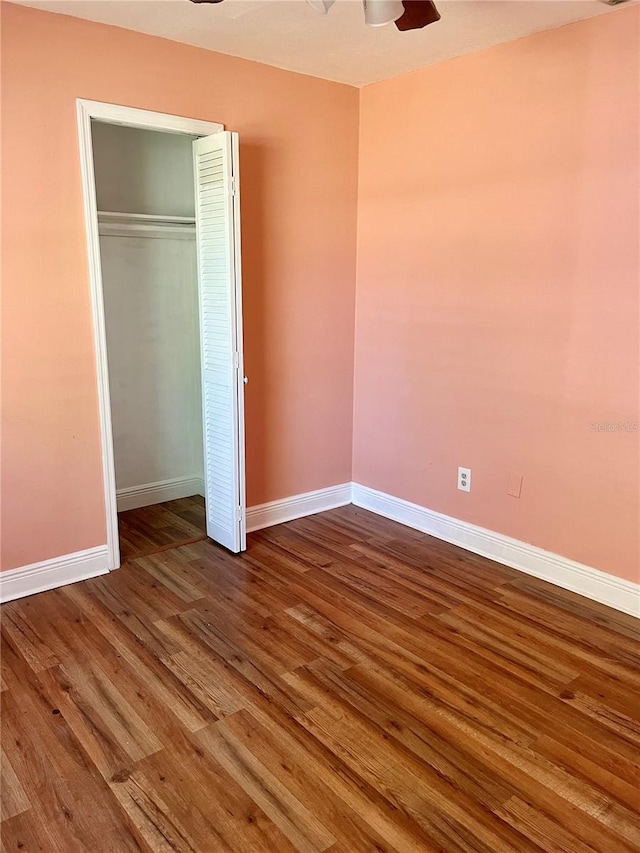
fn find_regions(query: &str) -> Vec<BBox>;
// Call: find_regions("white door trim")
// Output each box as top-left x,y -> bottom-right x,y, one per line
77,100 -> 224,136
76,99 -> 224,571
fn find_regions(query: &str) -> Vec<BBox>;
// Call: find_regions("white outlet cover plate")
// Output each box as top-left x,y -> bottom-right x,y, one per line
458,467 -> 471,492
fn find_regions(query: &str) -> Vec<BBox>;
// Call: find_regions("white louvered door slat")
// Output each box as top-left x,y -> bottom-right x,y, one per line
193,131 -> 246,552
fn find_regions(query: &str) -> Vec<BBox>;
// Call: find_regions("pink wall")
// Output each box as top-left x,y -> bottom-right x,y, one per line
3,3 -> 637,584
0,3 -> 359,570
354,7 -> 639,583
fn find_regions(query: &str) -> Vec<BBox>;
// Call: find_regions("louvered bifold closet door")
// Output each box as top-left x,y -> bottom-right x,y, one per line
193,131 -> 246,552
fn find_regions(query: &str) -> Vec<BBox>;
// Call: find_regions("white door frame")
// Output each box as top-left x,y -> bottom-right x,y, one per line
76,99 -> 224,571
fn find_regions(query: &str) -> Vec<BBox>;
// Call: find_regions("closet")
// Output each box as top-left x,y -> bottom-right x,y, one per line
92,121 -> 205,553
82,102 -> 246,563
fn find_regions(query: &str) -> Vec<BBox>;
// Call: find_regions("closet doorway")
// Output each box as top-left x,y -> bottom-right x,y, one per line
77,101 -> 247,571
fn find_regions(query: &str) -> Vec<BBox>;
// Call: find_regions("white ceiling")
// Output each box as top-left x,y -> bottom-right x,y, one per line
16,0 -> 617,86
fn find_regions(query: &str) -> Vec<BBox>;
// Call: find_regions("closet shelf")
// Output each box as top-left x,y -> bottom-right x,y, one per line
98,211 -> 196,224
97,211 -> 196,239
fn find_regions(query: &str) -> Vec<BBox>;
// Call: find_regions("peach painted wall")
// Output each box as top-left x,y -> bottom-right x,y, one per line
0,2 -> 358,570
353,8 -> 639,583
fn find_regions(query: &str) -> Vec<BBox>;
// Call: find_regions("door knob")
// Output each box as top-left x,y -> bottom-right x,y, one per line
243,376 -> 249,385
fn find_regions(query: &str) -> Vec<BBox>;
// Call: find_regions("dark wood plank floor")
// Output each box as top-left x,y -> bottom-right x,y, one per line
1,504 -> 639,852
118,495 -> 207,561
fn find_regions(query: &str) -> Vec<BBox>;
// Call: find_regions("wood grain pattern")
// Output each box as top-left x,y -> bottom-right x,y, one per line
118,495 -> 207,561
1,501 -> 639,852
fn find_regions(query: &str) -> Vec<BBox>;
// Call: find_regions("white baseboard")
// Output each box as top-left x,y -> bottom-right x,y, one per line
116,476 -> 205,512
0,546 -> 110,604
246,483 -> 352,533
4,481 -> 636,616
352,483 -> 639,618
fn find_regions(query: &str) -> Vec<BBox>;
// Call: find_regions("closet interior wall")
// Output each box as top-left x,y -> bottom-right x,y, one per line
92,121 -> 204,512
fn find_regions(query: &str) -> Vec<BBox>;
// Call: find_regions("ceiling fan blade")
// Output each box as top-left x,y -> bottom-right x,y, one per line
395,0 -> 440,31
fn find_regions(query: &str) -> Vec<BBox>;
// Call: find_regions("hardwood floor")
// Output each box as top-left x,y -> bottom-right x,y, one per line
1,504 -> 639,852
118,495 -> 207,561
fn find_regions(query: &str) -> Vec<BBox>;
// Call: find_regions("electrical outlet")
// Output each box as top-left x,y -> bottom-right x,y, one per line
458,467 -> 471,492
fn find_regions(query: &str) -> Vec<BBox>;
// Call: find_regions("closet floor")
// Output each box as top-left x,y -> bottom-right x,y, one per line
118,495 -> 207,561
